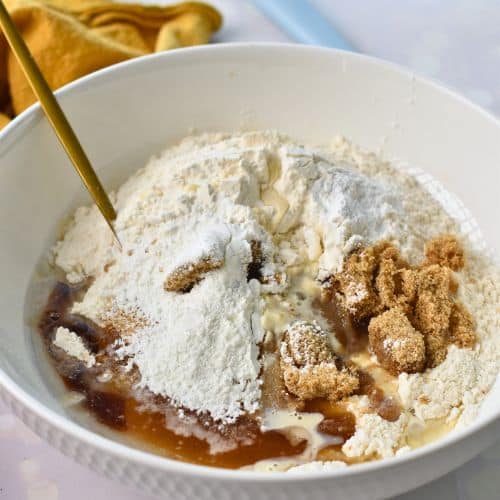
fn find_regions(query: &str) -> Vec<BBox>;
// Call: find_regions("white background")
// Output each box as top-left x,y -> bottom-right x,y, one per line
2,1 -> 500,498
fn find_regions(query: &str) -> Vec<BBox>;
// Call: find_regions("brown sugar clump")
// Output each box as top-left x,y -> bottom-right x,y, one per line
375,246 -> 415,314
330,245 -> 381,320
164,257 -> 223,293
282,364 -> 359,402
368,308 -> 426,375
323,234 -> 476,374
424,234 -> 465,271
449,302 -> 476,348
280,321 -> 359,401
413,265 -> 454,367
281,321 -> 333,366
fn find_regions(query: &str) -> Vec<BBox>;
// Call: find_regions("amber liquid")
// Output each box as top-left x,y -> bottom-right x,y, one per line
37,281 -> 400,469
38,282 -> 307,468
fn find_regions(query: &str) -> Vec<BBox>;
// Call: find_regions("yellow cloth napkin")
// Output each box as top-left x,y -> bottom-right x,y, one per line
0,0 -> 222,125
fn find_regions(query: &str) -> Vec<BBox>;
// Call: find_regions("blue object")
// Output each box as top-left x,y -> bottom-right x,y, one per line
249,0 -> 355,51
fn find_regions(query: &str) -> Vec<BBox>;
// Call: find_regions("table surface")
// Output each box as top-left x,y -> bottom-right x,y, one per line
2,1 -> 500,499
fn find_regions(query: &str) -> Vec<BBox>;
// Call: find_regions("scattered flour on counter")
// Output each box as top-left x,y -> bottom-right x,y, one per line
53,327 -> 95,368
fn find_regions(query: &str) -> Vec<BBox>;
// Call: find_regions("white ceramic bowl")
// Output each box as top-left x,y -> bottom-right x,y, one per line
0,44 -> 499,500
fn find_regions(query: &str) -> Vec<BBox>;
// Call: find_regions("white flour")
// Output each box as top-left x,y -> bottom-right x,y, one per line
53,327 -> 95,368
53,131 -> 499,460
343,396 -> 408,458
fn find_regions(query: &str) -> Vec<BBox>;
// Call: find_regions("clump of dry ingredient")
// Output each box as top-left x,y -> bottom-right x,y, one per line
375,245 -> 417,315
328,235 -> 476,373
331,243 -> 383,320
413,264 -> 456,366
53,326 -> 96,368
449,303 -> 476,348
280,321 -> 359,401
424,234 -> 465,271
164,256 -> 223,293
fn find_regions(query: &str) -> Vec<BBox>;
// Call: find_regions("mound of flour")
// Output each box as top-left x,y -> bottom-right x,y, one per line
53,131 -> 499,437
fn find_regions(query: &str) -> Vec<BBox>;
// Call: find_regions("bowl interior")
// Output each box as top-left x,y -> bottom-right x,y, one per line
1,44 -> 499,457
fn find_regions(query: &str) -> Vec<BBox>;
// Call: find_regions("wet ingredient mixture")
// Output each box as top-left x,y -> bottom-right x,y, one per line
36,131 -> 500,471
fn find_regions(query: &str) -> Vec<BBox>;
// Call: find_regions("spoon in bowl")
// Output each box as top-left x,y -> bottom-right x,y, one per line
0,0 -> 121,247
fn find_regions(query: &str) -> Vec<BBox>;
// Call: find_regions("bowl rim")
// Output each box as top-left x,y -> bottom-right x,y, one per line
0,41 -> 499,482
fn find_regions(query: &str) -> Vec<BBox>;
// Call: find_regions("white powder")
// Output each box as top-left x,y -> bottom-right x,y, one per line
298,139 -> 456,276
114,223 -> 265,422
163,224 -> 230,278
343,396 -> 408,458
55,133 -> 279,423
52,131 -> 499,452
53,327 -> 95,368
305,166 -> 404,276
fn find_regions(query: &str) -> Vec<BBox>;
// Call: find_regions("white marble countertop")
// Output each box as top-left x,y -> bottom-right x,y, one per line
2,1 -> 500,498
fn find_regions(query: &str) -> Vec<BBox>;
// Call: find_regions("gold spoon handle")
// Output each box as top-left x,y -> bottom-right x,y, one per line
0,0 -> 119,236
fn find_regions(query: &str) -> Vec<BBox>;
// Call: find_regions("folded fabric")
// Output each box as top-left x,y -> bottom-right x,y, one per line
0,0 -> 222,126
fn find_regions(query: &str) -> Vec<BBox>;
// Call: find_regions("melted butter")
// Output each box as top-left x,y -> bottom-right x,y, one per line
261,187 -> 289,231
262,410 -> 342,460
353,353 -> 455,448
242,457 -> 299,472
351,351 -> 399,396
407,416 -> 455,448
289,265 -> 320,296
247,409 -> 345,472
261,296 -> 290,332
260,262 -> 343,351
261,264 -> 320,333
267,155 -> 281,185
259,154 -> 287,232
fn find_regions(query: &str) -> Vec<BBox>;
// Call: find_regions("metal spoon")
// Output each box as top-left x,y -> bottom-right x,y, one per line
0,0 -> 121,246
